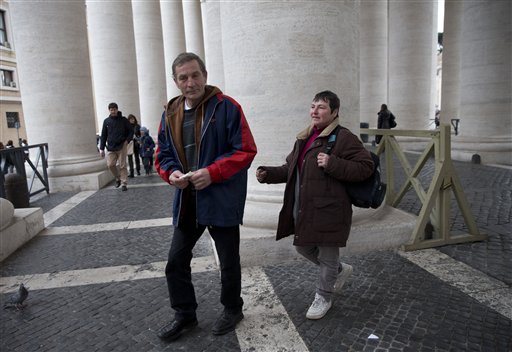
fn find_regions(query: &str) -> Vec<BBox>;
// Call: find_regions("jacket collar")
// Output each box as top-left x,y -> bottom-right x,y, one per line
296,118 -> 340,140
164,85 -> 222,171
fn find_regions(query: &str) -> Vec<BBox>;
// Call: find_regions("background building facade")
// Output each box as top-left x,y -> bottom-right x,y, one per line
0,0 -> 24,145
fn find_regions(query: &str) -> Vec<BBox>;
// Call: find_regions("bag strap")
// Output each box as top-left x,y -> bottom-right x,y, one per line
325,125 -> 341,155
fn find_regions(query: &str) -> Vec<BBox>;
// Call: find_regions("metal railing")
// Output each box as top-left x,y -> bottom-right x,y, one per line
360,125 -> 486,251
0,143 -> 49,199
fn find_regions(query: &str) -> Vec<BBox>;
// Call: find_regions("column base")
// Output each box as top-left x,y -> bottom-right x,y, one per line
49,169 -> 114,192
0,207 -> 44,262
452,138 -> 512,166
240,202 -> 417,266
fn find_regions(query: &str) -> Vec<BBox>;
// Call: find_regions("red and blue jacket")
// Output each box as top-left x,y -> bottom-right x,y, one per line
155,85 -> 257,227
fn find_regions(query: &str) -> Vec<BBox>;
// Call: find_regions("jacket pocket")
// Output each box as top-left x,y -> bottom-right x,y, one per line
312,197 -> 345,233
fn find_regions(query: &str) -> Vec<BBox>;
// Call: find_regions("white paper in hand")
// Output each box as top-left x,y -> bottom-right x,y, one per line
179,171 -> 194,179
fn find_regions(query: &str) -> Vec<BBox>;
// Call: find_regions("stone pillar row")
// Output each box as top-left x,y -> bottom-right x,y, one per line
132,0 -> 167,136
8,0 -> 511,197
10,1 -> 106,191
452,0 -> 511,164
8,0 -> 197,191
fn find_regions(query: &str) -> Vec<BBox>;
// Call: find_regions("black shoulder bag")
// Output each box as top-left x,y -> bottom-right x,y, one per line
325,127 -> 387,209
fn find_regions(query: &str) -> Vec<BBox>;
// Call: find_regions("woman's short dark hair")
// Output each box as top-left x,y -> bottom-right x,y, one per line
108,102 -> 118,110
313,91 -> 340,116
172,52 -> 207,78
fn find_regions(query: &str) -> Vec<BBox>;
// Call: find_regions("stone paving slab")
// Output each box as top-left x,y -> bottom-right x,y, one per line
380,154 -> 512,285
0,227 -> 212,277
1,251 -> 511,352
45,185 -> 174,227
29,191 -> 80,214
0,273 -> 240,352
1,156 -> 510,351
268,252 -> 512,352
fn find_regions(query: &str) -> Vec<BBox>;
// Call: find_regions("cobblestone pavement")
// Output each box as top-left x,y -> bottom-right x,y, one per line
1,157 -> 511,352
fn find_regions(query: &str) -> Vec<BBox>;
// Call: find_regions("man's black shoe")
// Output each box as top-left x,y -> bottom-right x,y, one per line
115,180 -> 121,188
157,318 -> 198,341
121,185 -> 127,191
212,311 -> 244,335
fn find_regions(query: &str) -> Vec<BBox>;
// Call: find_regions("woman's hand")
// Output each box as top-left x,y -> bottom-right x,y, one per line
317,152 -> 330,168
256,168 -> 267,183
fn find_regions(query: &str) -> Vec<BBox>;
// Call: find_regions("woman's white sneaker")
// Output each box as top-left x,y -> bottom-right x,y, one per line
306,293 -> 332,320
334,262 -> 353,293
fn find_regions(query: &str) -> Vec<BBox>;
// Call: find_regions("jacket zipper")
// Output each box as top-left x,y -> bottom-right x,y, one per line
166,117 -> 186,227
194,100 -> 220,228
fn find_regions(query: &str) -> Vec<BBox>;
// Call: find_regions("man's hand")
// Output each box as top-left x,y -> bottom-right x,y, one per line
100,150 -> 105,158
169,170 -> 190,189
190,168 -> 211,190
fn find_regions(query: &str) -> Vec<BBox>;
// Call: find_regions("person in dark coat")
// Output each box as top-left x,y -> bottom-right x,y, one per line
139,126 -> 155,175
127,114 -> 141,177
99,102 -> 133,191
376,103 -> 396,144
256,90 -> 374,320
2,140 -> 15,173
155,52 -> 257,341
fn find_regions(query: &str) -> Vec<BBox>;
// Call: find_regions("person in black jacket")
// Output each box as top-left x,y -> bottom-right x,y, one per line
99,102 -> 133,191
127,114 -> 141,177
376,104 -> 396,144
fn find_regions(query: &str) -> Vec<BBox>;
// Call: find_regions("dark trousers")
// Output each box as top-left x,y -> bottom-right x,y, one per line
128,152 -> 140,175
165,199 -> 243,320
142,156 -> 153,173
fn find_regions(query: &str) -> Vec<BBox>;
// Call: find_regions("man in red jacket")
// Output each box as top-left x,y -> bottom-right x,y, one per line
155,52 -> 257,341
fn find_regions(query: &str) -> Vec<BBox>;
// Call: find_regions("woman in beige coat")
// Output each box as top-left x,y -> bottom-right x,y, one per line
256,91 -> 374,320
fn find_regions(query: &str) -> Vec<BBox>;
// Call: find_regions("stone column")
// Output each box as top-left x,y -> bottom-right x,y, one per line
360,1 -> 388,128
201,0 -> 225,90
86,0 -> 140,131
388,1 -> 438,129
182,0 -> 205,59
160,0 -> 186,100
440,0 -> 463,126
453,1 -> 512,165
221,1 -> 360,232
132,0 -> 167,136
10,0 -> 108,191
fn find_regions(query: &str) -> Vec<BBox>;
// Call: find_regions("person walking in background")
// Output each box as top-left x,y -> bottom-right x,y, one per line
0,142 -> 5,174
3,140 -> 15,174
155,52 -> 257,341
375,103 -> 396,144
256,90 -> 374,320
21,139 -> 29,161
127,114 -> 141,177
99,102 -> 133,191
139,126 -> 155,176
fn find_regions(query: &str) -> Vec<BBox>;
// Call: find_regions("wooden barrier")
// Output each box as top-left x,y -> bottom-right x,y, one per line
360,125 -> 486,250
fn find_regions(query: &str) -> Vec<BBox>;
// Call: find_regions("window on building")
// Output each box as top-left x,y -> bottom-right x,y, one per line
0,68 -> 16,88
6,112 -> 19,128
0,10 -> 7,47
